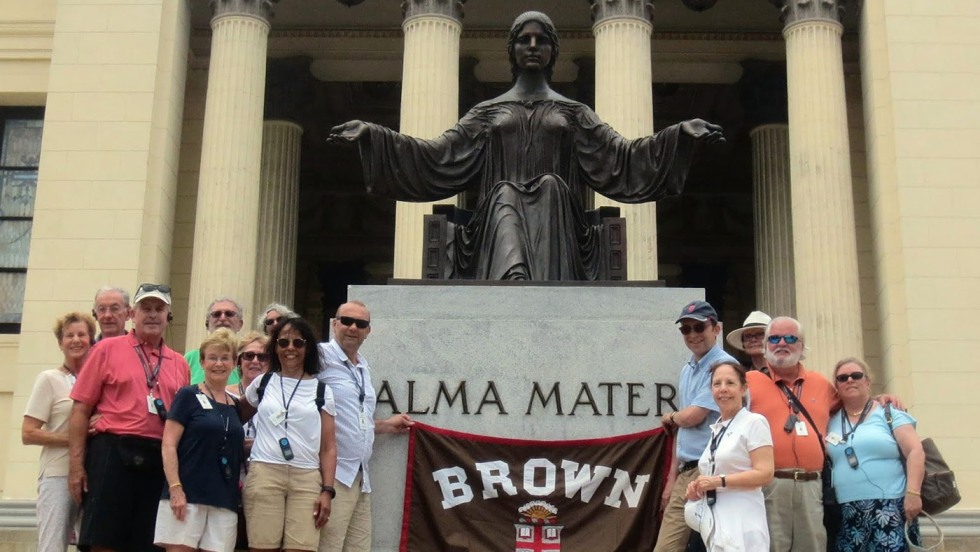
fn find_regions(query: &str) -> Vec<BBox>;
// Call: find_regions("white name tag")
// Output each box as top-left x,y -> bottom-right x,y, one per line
826,432 -> 842,446
147,394 -> 157,415
269,408 -> 286,426
359,411 -> 369,431
795,420 -> 809,436
197,394 -> 213,410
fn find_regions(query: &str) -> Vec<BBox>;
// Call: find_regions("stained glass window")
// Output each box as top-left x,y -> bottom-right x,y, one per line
0,109 -> 43,331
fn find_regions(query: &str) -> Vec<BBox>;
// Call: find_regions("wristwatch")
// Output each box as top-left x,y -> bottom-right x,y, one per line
321,484 -> 337,498
720,474 -> 727,488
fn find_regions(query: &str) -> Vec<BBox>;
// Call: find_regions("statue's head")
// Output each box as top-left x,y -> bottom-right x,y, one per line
507,11 -> 560,82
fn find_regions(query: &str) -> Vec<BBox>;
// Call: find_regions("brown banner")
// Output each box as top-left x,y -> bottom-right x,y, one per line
400,423 -> 673,552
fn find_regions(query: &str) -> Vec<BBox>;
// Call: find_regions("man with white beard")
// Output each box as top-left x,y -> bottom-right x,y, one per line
746,316 -> 837,552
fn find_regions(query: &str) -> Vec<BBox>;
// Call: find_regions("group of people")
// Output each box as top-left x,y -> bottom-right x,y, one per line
658,300 -> 926,552
23,284 -> 410,552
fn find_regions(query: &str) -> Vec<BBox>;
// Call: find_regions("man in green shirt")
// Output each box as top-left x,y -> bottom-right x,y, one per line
186,296 -> 245,384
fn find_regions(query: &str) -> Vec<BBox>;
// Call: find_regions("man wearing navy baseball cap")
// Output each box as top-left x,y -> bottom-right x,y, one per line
654,300 -> 737,552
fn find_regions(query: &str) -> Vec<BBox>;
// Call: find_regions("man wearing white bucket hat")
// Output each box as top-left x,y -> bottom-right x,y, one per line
725,311 -> 771,373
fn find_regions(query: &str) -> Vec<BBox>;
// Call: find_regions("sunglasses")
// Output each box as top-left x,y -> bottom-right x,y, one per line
678,322 -> 708,335
339,316 -> 370,329
835,372 -> 866,383
263,317 -> 281,327
137,283 -> 171,294
767,335 -> 800,345
240,351 -> 270,362
276,338 -> 307,349
209,310 -> 240,319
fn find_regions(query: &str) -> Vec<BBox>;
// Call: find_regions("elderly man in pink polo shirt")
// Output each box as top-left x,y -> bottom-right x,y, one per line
68,283 -> 189,552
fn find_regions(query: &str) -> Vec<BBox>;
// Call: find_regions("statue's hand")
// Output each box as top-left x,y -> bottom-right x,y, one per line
680,119 -> 725,144
327,120 -> 369,144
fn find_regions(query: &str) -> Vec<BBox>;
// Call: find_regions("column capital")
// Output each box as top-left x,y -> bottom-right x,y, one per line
769,0 -> 845,27
210,0 -> 277,23
738,59 -> 788,128
401,0 -> 466,23
587,0 -> 654,25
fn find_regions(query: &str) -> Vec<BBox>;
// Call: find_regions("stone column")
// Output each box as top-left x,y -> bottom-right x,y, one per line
392,0 -> 465,278
590,0 -> 659,280
254,120 -> 302,318
740,60 -> 795,317
772,0 -> 863,371
187,0 -> 273,347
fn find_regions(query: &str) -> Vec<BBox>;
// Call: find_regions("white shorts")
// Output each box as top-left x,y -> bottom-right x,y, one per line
153,500 -> 238,552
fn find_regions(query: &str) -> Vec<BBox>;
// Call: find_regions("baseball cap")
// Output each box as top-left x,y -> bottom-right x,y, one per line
675,300 -> 718,323
134,283 -> 172,306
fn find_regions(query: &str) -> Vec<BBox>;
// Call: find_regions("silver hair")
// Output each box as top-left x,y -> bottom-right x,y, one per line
764,316 -> 809,360
205,296 -> 244,324
256,302 -> 297,328
93,286 -> 130,307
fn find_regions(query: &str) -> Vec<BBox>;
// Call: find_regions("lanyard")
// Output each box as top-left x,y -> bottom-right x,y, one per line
841,400 -> 873,441
279,374 -> 304,431
709,409 -> 740,472
133,344 -> 163,393
345,361 -> 365,405
777,380 -> 804,414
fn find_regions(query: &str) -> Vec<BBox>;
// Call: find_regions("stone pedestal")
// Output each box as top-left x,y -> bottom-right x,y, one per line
253,120 -> 302,317
392,2 -> 464,278
350,284 -> 701,550
591,1 -> 659,280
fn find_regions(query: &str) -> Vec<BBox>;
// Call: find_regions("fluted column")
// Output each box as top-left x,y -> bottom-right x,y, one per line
772,0 -> 863,372
392,0 -> 464,278
187,0 -> 273,347
254,120 -> 302,318
741,60 -> 795,317
751,125 -> 795,317
590,0 -> 658,280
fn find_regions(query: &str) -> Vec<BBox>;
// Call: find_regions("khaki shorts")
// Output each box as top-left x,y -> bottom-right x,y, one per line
243,461 -> 323,551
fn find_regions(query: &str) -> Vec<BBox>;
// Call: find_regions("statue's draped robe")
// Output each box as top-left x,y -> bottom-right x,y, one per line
358,99 -> 694,280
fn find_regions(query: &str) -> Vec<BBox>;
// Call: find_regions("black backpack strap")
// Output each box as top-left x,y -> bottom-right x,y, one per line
256,372 -> 274,403
315,381 -> 326,410
775,380 -> 827,456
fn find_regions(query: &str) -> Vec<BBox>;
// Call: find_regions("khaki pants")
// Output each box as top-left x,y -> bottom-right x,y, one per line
318,472 -> 371,552
764,477 -> 826,552
653,467 -> 700,552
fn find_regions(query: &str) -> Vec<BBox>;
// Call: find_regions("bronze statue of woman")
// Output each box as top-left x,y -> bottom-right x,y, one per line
329,11 -> 724,280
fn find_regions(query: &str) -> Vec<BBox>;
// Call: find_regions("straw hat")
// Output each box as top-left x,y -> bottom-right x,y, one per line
725,311 -> 771,352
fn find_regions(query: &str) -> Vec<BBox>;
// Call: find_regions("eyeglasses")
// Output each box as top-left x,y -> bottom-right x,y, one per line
209,310 -> 240,319
767,335 -> 800,345
239,351 -> 270,362
742,332 -> 765,342
835,372 -> 866,383
263,317 -> 281,327
678,322 -> 708,335
95,305 -> 126,315
137,283 -> 171,294
204,355 -> 234,364
338,316 -> 370,330
276,338 -> 307,349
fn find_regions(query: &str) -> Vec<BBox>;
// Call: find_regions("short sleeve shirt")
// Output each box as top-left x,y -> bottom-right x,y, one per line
161,386 -> 245,511
24,369 -> 76,477
826,406 -> 915,502
746,364 -> 837,471
676,342 -> 738,463
71,332 -> 190,440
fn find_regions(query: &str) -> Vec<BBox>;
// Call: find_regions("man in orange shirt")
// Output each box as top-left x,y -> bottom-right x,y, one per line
68,283 -> 190,552
746,316 -> 837,552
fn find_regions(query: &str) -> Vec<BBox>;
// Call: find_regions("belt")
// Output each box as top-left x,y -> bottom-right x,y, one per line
679,460 -> 699,474
773,469 -> 820,481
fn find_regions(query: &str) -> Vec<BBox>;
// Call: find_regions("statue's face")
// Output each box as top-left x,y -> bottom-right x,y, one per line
513,21 -> 553,72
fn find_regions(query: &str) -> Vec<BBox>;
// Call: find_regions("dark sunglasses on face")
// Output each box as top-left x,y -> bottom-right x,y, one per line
263,317 -> 280,326
137,283 -> 171,294
277,338 -> 307,349
835,372 -> 866,383
209,310 -> 239,319
240,351 -> 270,362
767,334 -> 800,345
339,316 -> 370,329
678,322 -> 707,335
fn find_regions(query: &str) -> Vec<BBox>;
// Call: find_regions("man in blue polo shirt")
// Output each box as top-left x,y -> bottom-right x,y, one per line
654,300 -> 737,552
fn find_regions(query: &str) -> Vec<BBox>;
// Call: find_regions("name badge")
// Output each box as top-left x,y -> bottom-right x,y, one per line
359,411 -> 369,431
147,394 -> 158,415
197,394 -> 213,410
795,420 -> 809,437
826,432 -> 842,446
269,408 -> 286,426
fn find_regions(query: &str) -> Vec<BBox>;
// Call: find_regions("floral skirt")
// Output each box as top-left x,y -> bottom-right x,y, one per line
837,498 -> 921,552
